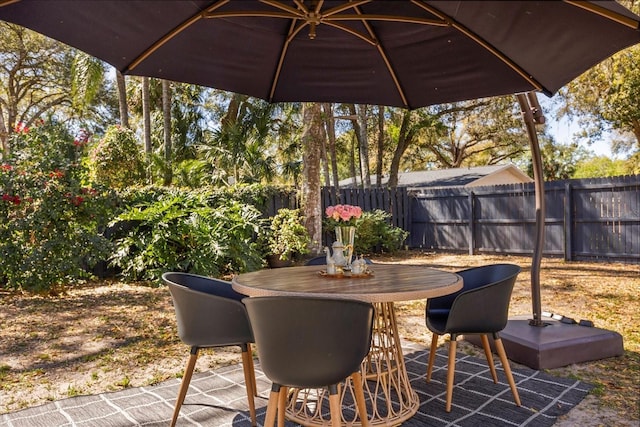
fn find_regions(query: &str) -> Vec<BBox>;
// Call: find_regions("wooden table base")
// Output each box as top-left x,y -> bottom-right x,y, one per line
284,302 -> 419,426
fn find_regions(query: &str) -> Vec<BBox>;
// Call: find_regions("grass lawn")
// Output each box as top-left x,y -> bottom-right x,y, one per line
1,252 -> 638,425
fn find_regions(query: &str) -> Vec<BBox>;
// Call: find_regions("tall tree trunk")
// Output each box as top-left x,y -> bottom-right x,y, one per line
322,103 -> 340,201
115,70 -> 129,128
320,138 -> 330,188
0,106 -> 8,158
221,93 -> 245,183
222,93 -> 243,128
376,106 -> 385,188
349,133 -> 358,187
142,77 -> 152,183
318,105 -> 330,188
388,110 -> 415,188
631,117 -> 640,147
162,79 -> 172,186
1,102 -> 18,158
301,103 -> 324,255
357,104 -> 371,188
347,105 -> 361,186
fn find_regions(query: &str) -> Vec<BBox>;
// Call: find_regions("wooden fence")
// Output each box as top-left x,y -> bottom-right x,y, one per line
321,186 -> 411,231
311,175 -> 639,264
410,175 -> 639,263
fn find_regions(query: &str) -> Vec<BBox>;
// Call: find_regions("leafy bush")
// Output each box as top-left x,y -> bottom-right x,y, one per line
204,183 -> 298,216
0,121 -> 116,293
109,190 -> 264,281
88,125 -> 146,188
352,210 -> 408,254
266,208 -> 310,260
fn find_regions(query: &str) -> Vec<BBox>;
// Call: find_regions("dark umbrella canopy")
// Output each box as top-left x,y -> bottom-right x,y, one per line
1,1 -> 639,109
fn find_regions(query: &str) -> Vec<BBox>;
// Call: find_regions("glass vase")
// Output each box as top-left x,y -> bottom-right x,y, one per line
335,226 -> 355,270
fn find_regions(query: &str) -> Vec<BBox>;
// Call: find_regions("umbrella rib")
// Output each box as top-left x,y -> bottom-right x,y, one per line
325,14 -> 447,27
269,14 -> 307,102
260,0 -> 306,18
564,0 -> 639,29
0,0 -> 21,7
322,0 -> 371,17
412,0 -> 545,93
126,0 -> 230,73
349,6 -> 409,108
322,21 -> 376,45
204,10 -> 303,19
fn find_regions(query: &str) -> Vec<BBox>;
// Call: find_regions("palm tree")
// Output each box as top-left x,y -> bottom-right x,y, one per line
70,52 -> 105,118
115,70 -> 129,128
301,102 -> 324,254
162,79 -> 172,185
200,94 -> 284,185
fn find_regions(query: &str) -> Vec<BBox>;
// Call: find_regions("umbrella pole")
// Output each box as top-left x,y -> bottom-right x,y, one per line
516,92 -> 546,327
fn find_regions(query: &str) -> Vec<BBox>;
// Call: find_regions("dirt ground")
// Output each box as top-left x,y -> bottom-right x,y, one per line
1,252 -> 638,426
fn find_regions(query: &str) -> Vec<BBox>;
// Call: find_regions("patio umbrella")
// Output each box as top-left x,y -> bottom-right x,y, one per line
1,0 -> 640,326
1,1 -> 639,110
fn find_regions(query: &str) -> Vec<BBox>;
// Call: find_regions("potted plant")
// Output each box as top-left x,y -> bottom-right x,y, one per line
265,208 -> 310,267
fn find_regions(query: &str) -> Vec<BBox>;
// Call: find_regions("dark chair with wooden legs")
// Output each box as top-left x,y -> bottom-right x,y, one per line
162,272 -> 257,427
243,296 -> 374,427
425,263 -> 522,412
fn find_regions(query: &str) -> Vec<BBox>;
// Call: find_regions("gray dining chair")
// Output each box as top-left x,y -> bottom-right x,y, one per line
243,296 -> 374,427
425,263 -> 522,412
162,272 -> 257,427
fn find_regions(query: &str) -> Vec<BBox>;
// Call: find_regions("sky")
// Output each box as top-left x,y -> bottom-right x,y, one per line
538,96 -> 612,158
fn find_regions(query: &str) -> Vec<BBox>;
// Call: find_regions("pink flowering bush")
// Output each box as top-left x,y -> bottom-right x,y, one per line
325,204 -> 363,227
0,120 -> 116,293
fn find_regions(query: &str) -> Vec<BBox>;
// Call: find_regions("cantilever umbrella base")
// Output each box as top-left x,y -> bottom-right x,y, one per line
465,315 -> 624,370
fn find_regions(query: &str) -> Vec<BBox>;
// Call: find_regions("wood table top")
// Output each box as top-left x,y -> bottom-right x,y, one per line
232,264 -> 462,303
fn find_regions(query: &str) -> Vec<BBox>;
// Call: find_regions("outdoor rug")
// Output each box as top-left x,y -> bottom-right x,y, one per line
0,343 -> 593,427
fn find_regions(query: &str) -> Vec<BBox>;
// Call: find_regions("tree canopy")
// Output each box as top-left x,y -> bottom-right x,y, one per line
2,23 -> 637,189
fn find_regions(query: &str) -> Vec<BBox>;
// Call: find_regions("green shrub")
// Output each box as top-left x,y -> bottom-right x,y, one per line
353,210 -> 408,254
88,125 -> 146,188
0,121 -> 115,293
204,183 -> 297,216
266,208 -> 310,260
109,190 -> 264,281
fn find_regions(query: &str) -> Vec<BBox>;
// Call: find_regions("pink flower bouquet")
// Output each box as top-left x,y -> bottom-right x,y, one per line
325,204 -> 363,227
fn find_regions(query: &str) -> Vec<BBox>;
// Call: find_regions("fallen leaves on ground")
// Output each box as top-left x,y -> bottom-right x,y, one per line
0,252 -> 638,425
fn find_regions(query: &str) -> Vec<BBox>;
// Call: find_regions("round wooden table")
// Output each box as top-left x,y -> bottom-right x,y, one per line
232,264 -> 462,427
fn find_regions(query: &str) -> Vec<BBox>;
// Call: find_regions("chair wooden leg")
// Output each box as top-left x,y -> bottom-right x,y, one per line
426,333 -> 439,382
480,334 -> 499,383
241,348 -> 257,426
264,385 -> 280,427
277,386 -> 288,427
171,348 -> 199,427
351,372 -> 369,427
494,337 -> 521,407
328,386 -> 342,427
445,337 -> 457,413
246,343 -> 258,397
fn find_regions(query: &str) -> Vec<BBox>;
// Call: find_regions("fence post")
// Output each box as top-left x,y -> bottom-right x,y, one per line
402,187 -> 410,232
564,182 -> 573,261
468,191 -> 475,255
